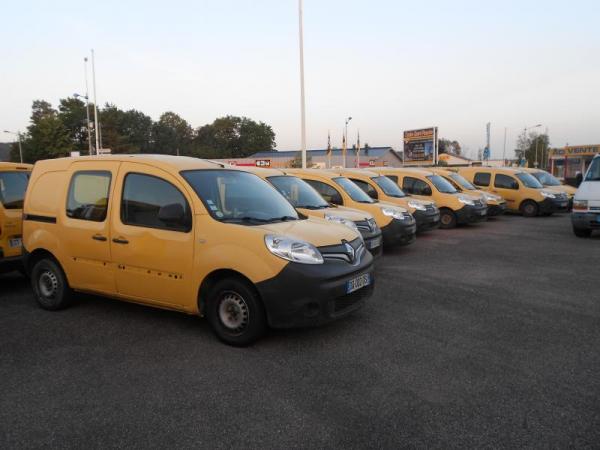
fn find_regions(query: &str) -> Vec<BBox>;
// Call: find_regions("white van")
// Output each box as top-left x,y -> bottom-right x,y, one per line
571,154 -> 600,237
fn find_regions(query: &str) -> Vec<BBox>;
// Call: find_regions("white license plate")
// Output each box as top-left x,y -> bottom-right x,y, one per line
368,237 -> 381,249
8,238 -> 22,248
346,273 -> 371,294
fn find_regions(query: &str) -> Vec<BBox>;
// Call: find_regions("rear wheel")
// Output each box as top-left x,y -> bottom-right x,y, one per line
31,258 -> 73,310
573,227 -> 592,238
206,278 -> 266,346
520,200 -> 539,218
439,208 -> 457,229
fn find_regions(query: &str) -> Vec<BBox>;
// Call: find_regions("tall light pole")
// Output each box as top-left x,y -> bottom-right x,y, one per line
344,116 -> 352,167
298,0 -> 307,169
91,49 -> 100,155
523,124 -> 542,166
3,130 -> 23,163
74,91 -> 92,156
502,127 -> 507,166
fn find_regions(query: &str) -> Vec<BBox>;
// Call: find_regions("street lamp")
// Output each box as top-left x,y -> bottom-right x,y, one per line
344,116 -> 352,167
523,124 -> 542,167
74,91 -> 93,155
3,130 -> 23,163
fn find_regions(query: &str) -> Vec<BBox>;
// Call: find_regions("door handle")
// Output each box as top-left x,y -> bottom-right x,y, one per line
92,234 -> 108,242
112,237 -> 129,245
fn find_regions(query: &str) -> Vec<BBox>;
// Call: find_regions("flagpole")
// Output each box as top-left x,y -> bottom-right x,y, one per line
91,49 -> 100,155
298,0 -> 307,169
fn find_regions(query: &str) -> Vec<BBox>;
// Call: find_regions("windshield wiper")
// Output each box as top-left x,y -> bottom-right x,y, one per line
297,204 -> 328,210
267,215 -> 298,222
222,217 -> 271,224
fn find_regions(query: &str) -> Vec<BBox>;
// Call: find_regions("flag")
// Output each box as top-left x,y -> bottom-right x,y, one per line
342,133 -> 347,163
326,131 -> 332,168
356,131 -> 360,168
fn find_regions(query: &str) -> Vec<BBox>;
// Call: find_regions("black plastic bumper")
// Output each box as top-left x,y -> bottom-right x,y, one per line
487,203 -> 507,217
256,253 -> 375,329
540,198 -> 569,214
455,204 -> 488,224
0,254 -> 23,274
360,229 -> 383,259
380,217 -> 417,246
413,209 -> 440,232
571,212 -> 600,231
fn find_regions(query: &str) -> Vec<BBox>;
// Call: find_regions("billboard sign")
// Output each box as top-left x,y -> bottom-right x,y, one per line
403,127 -> 437,165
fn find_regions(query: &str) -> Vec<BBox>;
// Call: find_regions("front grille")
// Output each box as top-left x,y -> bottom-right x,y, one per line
319,238 -> 365,265
425,204 -> 437,212
355,218 -> 378,232
333,285 -> 371,313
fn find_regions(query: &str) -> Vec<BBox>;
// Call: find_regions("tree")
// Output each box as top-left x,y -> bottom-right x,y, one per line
99,104 -> 153,154
58,97 -> 89,152
152,112 -> 194,155
515,132 -> 550,168
193,115 -> 276,159
438,138 -> 462,156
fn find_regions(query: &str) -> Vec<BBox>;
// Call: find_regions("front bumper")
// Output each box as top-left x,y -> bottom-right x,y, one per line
487,203 -> 507,217
540,197 -> 569,214
571,212 -> 600,231
256,251 -> 375,329
358,228 -> 383,259
455,204 -> 488,224
413,209 -> 440,232
380,216 -> 417,246
0,254 -> 23,273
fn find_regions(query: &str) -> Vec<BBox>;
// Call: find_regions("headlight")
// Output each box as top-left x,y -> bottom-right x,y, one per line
265,235 -> 324,264
407,200 -> 427,211
540,190 -> 556,199
381,206 -> 409,220
324,213 -> 362,238
573,199 -> 588,211
457,195 -> 475,206
483,192 -> 501,202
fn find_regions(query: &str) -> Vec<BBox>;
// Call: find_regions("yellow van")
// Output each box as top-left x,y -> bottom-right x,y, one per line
0,163 -> 32,273
458,167 -> 569,217
520,168 -> 577,209
331,168 -> 441,232
242,167 -> 383,257
287,169 -> 417,247
372,167 -> 487,229
23,156 -> 375,346
429,168 -> 507,217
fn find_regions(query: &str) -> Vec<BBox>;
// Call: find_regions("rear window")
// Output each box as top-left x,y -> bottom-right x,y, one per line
0,171 -> 30,209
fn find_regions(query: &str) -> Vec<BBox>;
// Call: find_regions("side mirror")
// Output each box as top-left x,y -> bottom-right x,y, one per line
158,203 -> 187,227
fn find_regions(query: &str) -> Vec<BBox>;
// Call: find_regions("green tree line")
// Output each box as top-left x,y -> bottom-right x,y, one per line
9,98 -> 276,163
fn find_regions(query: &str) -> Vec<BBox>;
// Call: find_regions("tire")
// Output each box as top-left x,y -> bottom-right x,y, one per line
206,278 -> 266,346
573,227 -> 592,238
31,258 -> 73,311
439,208 -> 457,229
520,200 -> 539,218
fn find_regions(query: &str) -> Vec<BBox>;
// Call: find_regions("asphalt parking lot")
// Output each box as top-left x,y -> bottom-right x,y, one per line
1,214 -> 599,448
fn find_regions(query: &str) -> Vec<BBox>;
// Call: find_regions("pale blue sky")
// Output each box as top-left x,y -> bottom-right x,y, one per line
1,0 -> 599,158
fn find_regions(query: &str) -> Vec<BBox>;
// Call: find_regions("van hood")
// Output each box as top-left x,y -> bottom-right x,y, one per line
574,181 -> 600,202
254,216 -> 360,246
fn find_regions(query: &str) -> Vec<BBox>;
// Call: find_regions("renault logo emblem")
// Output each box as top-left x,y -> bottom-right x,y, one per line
344,242 -> 355,263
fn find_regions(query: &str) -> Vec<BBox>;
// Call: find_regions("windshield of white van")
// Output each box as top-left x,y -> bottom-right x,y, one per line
532,171 -> 561,186
371,176 -> 406,197
516,172 -> 543,189
333,177 -> 376,203
585,158 -> 600,181
182,170 -> 300,224
267,175 -> 329,209
449,173 -> 476,190
0,171 -> 30,209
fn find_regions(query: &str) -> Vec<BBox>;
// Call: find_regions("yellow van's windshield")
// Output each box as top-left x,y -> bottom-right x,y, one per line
182,170 -> 300,224
267,175 -> 329,209
0,171 -> 30,209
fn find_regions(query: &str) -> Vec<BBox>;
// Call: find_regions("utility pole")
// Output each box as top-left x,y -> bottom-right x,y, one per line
91,49 -> 100,155
83,57 -> 93,155
298,0 -> 307,169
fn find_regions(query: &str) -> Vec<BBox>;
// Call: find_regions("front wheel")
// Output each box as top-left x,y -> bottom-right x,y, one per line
31,258 -> 73,310
573,227 -> 592,238
206,278 -> 266,346
520,200 -> 539,218
439,208 -> 457,229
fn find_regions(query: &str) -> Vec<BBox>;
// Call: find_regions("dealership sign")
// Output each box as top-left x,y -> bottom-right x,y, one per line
255,159 -> 271,167
403,127 -> 438,165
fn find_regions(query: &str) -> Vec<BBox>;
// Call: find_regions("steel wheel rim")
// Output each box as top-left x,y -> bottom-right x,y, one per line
39,270 -> 58,299
218,291 -> 249,333
441,214 -> 452,225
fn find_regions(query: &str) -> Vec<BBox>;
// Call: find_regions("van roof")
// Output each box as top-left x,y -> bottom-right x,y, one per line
31,155 -> 230,172
0,162 -> 33,171
240,166 -> 286,177
334,168 -> 380,178
285,169 -> 344,181
374,167 -> 435,176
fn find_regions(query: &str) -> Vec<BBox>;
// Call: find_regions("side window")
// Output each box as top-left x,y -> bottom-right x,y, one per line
66,171 -> 111,222
386,175 -> 398,183
121,173 -> 192,232
494,174 -> 518,190
473,172 -> 491,187
303,179 -> 342,205
351,179 -> 378,199
403,177 -> 431,195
